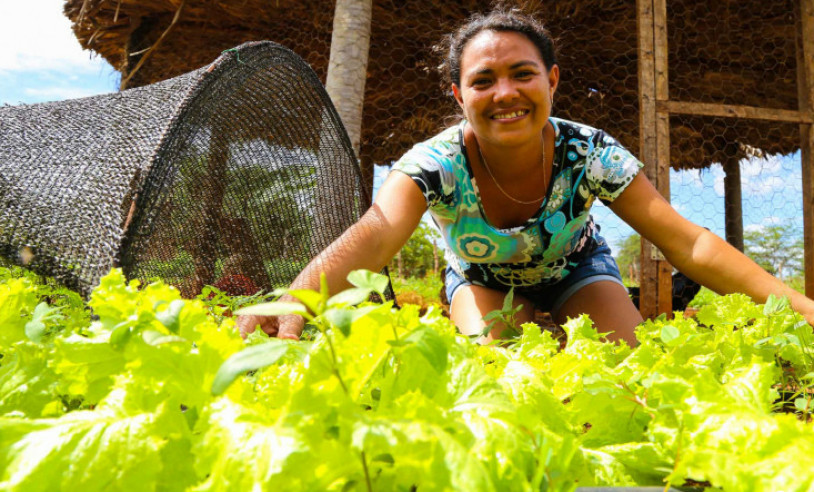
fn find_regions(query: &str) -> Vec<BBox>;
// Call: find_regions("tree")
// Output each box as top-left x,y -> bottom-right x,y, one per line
390,222 -> 445,278
325,0 -> 372,157
744,225 -> 803,281
615,233 -> 641,285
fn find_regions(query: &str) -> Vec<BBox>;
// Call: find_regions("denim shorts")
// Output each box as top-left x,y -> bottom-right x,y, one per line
444,235 -> 625,317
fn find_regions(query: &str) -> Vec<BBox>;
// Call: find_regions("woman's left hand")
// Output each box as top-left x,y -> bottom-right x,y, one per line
609,172 -> 814,323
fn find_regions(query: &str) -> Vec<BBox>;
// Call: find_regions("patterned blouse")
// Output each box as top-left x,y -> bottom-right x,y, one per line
390,117 -> 643,290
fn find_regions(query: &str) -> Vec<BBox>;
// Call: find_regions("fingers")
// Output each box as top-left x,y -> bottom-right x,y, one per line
276,314 -> 304,340
236,315 -> 257,338
236,314 -> 279,339
236,314 -> 302,340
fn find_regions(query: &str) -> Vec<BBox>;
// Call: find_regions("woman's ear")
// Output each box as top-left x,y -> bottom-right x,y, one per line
548,65 -> 560,96
452,84 -> 464,109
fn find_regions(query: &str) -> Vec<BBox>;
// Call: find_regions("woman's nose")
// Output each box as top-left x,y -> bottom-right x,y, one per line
492,78 -> 519,102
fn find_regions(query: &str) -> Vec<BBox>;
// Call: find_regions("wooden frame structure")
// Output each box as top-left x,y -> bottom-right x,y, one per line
62,0 -> 813,314
637,0 -> 814,318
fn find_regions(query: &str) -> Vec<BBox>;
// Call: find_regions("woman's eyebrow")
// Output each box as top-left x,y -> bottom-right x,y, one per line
509,60 -> 541,69
470,60 -> 540,76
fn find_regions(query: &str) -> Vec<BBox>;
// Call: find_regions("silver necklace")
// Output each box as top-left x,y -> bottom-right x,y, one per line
476,132 -> 548,205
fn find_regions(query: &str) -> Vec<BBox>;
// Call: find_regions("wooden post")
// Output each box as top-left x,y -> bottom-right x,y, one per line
325,0 -> 373,159
325,0 -> 374,206
654,0 -> 673,315
798,0 -> 814,298
637,0 -> 658,319
637,0 -> 673,318
722,151 -> 744,252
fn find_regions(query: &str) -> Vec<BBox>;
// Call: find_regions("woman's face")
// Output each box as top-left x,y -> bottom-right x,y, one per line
453,30 -> 559,149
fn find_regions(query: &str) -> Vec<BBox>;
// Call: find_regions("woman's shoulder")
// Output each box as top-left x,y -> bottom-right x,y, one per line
390,123 -> 464,210
413,122 -> 465,155
550,117 -> 612,145
394,122 -> 464,169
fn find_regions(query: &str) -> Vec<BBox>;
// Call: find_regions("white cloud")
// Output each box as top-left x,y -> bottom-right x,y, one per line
707,156 -> 795,197
671,168 -> 705,189
0,0 -> 107,72
738,154 -> 803,194
23,85 -> 104,100
710,165 -> 726,196
744,218 -> 787,233
742,175 -> 786,195
742,155 -> 781,176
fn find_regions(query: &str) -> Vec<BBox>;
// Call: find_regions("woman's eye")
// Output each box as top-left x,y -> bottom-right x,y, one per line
516,71 -> 534,79
472,78 -> 491,87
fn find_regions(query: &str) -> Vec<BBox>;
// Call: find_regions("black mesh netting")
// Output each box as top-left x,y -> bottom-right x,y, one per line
0,41 -> 388,299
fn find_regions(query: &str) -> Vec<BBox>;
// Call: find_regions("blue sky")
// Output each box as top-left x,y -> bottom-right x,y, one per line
4,1 -> 805,258
591,151 -> 805,253
0,0 -> 118,105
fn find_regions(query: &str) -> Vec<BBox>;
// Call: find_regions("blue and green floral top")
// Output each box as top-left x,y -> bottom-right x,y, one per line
391,117 -> 643,289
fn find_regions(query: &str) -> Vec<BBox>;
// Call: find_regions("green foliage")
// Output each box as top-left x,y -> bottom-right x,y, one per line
744,224 -> 804,280
196,284 -> 276,322
481,288 -> 524,340
687,286 -> 721,308
2,266 -> 814,491
390,274 -> 444,303
389,221 -> 445,278
787,275 -> 806,295
614,233 -> 641,286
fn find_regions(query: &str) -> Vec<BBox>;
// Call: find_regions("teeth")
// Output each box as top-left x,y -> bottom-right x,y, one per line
493,110 -> 526,120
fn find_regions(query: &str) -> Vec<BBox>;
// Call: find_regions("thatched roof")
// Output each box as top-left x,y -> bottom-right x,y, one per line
65,0 -> 801,170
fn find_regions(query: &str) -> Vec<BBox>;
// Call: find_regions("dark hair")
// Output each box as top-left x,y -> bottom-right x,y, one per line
443,8 -> 558,87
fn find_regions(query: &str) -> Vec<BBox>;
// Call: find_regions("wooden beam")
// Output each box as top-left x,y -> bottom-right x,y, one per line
654,0 -> 673,316
798,0 -> 814,298
637,0 -> 657,181
637,0 -> 659,319
723,153 -> 744,252
657,100 -> 813,124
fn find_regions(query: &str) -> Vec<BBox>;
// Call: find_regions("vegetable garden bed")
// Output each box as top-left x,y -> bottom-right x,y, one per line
1,265 -> 813,491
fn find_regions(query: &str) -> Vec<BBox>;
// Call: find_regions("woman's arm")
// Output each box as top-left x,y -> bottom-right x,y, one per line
238,171 -> 428,339
609,173 -> 814,324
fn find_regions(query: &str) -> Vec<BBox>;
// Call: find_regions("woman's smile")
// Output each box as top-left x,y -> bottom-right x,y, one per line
490,108 -> 530,121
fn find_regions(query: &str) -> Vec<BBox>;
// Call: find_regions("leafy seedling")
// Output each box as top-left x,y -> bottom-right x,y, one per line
211,341 -> 291,395
24,302 -> 63,342
477,288 -> 524,340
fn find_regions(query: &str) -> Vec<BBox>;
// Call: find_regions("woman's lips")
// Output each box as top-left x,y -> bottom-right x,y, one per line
490,109 -> 530,121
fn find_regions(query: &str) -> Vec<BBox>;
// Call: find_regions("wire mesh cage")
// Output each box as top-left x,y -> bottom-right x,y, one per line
0,41 -> 375,298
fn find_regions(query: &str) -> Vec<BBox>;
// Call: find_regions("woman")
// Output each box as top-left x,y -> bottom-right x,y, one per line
239,9 -> 814,345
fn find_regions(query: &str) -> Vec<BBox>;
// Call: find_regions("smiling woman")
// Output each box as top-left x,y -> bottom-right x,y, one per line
238,8 -> 814,346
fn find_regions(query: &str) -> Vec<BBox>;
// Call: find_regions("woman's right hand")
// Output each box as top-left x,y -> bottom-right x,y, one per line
236,313 -> 304,340
235,171 -> 426,341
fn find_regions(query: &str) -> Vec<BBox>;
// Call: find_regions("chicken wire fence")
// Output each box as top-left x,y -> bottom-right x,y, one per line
328,0 -> 806,306
594,0 -> 808,296
0,41 -> 388,299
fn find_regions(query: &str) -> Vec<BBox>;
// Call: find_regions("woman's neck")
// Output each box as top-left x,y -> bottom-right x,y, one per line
466,122 -> 552,180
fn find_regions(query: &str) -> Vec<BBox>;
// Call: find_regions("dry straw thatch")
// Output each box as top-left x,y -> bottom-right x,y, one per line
65,0 -> 801,171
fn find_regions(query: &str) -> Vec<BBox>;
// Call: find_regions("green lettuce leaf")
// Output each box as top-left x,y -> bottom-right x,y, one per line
0,342 -> 61,417
0,392 -> 193,492
0,278 -> 39,351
